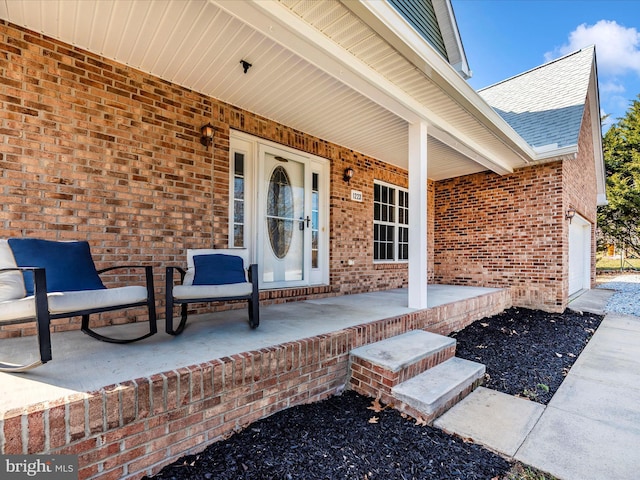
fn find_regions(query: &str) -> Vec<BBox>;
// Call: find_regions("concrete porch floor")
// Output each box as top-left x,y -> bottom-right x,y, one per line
1,285 -> 501,412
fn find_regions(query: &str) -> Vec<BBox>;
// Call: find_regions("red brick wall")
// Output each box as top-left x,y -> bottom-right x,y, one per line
563,94 -> 598,290
0,19 -> 598,323
433,92 -> 599,313
328,152 -> 410,294
564,96 -> 598,223
434,163 -> 566,312
428,178 -> 436,282
433,100 -> 600,313
0,21 -> 412,336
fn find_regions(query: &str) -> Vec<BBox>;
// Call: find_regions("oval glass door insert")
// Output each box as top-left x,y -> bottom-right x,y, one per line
267,166 -> 294,259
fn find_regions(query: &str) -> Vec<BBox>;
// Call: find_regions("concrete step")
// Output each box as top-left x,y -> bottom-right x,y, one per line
349,330 -> 456,399
391,357 -> 485,424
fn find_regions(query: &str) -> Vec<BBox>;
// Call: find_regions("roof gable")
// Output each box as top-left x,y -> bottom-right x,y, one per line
387,0 -> 448,60
478,46 -> 595,150
386,0 -> 471,79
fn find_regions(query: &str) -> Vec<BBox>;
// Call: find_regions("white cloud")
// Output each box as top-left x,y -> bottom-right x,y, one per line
609,94 -> 634,115
599,80 -> 626,94
545,20 -> 640,77
600,94 -> 634,126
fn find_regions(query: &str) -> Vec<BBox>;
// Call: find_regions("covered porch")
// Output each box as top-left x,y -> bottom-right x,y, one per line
1,285 -> 510,479
0,0 -> 540,313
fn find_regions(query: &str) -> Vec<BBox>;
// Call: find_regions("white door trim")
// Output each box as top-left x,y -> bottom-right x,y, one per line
568,213 -> 591,295
229,130 -> 329,288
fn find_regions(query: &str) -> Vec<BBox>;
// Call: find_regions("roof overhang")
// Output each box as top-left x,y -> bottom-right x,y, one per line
341,0 -> 536,167
432,0 -> 472,79
0,0 -> 569,181
589,53 -> 608,205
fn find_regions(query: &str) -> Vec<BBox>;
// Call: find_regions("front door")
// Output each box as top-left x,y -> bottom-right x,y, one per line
230,131 -> 329,289
260,151 -> 306,286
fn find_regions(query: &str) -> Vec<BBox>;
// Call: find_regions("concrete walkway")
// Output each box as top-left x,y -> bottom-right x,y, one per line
436,289 -> 640,480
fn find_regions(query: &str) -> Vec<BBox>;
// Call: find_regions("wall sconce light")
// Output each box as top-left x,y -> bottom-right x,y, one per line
343,167 -> 354,184
566,207 -> 576,223
200,123 -> 214,150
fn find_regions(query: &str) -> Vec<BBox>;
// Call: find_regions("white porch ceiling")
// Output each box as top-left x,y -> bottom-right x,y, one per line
0,0 -> 533,180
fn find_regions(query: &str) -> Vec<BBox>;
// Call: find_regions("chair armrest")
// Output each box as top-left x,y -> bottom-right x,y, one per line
0,267 -> 22,273
96,265 -> 154,287
0,266 -> 44,274
0,266 -> 48,297
165,266 -> 187,286
97,265 -> 151,274
97,265 -> 155,304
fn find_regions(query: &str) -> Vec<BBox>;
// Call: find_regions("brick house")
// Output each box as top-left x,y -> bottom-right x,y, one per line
0,1 -> 607,477
0,0 -> 604,322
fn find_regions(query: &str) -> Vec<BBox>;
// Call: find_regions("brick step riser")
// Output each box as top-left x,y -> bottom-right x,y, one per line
392,376 -> 484,425
349,343 -> 456,398
391,357 -> 486,424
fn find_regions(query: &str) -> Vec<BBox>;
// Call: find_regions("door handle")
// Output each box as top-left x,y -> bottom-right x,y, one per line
299,216 -> 311,230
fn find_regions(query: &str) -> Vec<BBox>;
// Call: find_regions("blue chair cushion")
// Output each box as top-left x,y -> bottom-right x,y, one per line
192,254 -> 246,286
8,239 -> 106,295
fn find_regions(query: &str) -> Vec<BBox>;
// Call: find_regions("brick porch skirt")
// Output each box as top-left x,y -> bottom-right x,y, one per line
0,289 -> 510,479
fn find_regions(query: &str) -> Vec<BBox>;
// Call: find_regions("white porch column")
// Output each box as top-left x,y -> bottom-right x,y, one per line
408,121 -> 428,309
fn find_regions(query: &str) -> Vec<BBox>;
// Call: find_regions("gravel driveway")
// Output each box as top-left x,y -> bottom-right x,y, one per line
597,273 -> 640,316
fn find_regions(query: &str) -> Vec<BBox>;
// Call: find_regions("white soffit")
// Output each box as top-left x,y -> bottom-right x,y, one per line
0,0 -> 534,178
0,0 -> 411,168
427,137 -> 487,180
229,0 -> 520,175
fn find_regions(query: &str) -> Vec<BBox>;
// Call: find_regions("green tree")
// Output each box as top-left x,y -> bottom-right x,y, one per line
598,96 -> 640,258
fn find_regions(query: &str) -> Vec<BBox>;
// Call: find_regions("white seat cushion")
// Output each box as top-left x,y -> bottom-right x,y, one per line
173,282 -> 253,300
0,286 -> 148,323
0,239 -> 26,302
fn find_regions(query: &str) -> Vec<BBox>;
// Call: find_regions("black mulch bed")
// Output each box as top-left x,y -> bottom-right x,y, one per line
452,307 -> 603,405
147,308 -> 602,480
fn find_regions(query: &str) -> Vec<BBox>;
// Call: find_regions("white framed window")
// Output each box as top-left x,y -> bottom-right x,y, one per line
229,138 -> 254,249
231,151 -> 245,247
374,181 -> 409,262
311,172 -> 320,269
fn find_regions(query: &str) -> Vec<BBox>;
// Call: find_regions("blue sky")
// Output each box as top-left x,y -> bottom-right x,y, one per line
452,0 -> 640,130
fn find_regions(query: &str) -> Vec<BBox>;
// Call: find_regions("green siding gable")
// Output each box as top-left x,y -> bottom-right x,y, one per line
387,0 -> 448,61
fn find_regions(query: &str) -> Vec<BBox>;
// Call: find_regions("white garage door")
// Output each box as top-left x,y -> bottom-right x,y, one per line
568,214 -> 591,295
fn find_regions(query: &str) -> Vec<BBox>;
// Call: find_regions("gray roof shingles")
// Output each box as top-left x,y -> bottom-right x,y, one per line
478,46 -> 594,150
